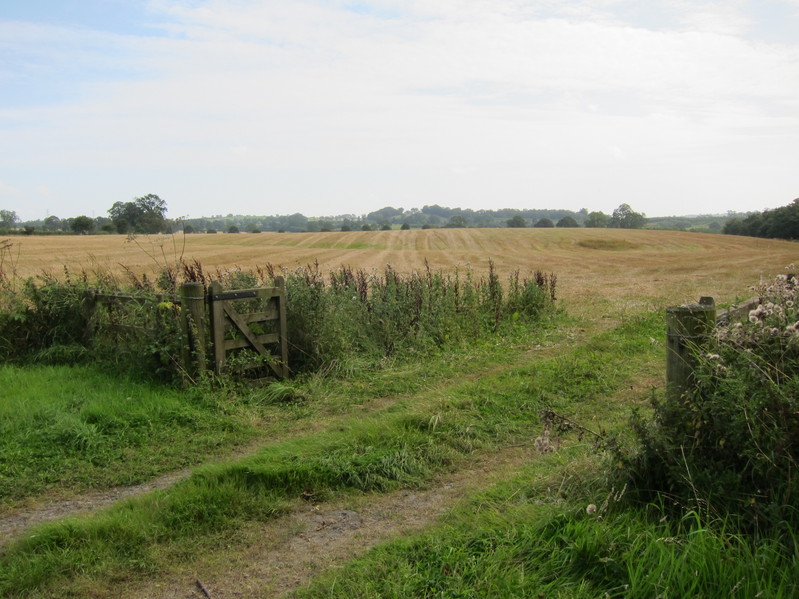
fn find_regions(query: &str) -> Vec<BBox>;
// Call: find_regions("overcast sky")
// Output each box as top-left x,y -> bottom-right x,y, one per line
1,0 -> 798,221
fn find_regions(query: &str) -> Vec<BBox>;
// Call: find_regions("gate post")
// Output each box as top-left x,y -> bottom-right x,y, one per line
179,282 -> 208,377
666,297 -> 716,402
208,281 -> 226,375
275,275 -> 289,378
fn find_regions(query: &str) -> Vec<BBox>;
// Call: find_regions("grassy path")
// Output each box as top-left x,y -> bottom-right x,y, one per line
0,310 -> 663,598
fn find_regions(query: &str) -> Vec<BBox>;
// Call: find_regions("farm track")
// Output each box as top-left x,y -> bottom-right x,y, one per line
128,361 -> 661,599
130,443 -> 545,599
0,318 -> 599,550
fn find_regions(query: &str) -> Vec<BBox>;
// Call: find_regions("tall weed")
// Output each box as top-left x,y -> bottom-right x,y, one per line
627,271 -> 799,532
0,259 -> 556,382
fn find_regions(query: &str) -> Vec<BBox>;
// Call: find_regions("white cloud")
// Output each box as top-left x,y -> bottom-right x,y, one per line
0,0 -> 798,219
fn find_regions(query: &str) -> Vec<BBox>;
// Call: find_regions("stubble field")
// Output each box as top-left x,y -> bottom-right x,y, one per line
7,227 -> 798,315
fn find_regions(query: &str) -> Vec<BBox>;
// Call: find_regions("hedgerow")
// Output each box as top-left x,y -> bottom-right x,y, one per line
628,271 -> 799,532
0,258 -> 557,383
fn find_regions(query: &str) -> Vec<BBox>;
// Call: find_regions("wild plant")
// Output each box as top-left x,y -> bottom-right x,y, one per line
0,260 -> 556,382
629,270 -> 799,532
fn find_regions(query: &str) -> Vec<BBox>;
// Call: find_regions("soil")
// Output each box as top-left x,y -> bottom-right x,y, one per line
0,469 -> 192,549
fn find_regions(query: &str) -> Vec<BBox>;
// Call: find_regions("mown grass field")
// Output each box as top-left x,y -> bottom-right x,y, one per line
1,228 -> 797,598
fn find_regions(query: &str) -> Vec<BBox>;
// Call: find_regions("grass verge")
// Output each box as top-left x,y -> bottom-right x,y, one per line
294,458 -> 799,598
0,365 -> 260,508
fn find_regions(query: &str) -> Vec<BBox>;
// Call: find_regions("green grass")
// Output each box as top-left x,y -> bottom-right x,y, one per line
295,472 -> 799,598
0,364 -> 258,506
0,313 -> 663,597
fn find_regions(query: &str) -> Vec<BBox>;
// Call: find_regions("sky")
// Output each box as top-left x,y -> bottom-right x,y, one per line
1,0 -> 798,222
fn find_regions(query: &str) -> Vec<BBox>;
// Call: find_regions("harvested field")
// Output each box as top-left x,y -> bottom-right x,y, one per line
6,228 -> 797,316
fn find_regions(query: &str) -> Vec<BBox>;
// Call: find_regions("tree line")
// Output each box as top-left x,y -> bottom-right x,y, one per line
3,195 -> 736,235
723,198 -> 799,240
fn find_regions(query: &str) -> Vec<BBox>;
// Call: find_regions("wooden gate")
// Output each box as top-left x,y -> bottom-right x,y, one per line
208,278 -> 288,379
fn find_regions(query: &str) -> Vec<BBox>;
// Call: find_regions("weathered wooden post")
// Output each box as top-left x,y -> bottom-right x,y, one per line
666,297 -> 716,402
208,281 -> 226,375
179,282 -> 208,377
274,275 -> 289,378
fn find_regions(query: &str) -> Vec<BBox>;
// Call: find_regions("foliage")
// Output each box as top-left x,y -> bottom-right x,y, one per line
557,215 -> 579,228
724,198 -> 799,239
0,209 -> 19,229
0,257 -> 556,384
627,272 -> 799,530
584,210 -> 609,228
534,218 -> 554,228
609,203 -> 645,229
275,260 -> 556,372
108,194 -> 168,234
70,215 -> 94,234
506,215 -> 527,228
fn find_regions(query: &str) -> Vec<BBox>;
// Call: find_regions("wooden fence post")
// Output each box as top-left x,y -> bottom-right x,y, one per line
666,297 -> 716,402
208,281 -> 226,375
179,282 -> 207,377
275,275 -> 289,378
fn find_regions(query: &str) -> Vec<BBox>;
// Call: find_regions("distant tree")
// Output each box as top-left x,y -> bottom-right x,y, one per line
285,213 -> 308,232
207,228 -> 217,234
227,225 -> 240,234
367,206 -> 404,222
361,223 -> 373,231
43,215 -> 62,231
380,224 -> 391,231
446,215 -> 467,228
534,218 -> 554,228
23,226 -> 35,235
340,224 -> 352,232
71,215 -> 95,235
609,204 -> 646,229
400,222 -> 411,230
556,216 -> 579,228
183,224 -> 195,234
506,215 -> 527,228
421,224 -> 433,230
422,204 -> 452,218
108,194 -> 167,234
584,211 -> 609,228
0,210 -> 19,229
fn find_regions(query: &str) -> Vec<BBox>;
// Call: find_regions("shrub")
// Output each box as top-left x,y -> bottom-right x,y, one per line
279,260 -> 555,371
0,260 -> 557,383
628,272 -> 799,530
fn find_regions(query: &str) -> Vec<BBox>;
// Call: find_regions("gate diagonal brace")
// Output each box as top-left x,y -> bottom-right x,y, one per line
222,302 -> 283,377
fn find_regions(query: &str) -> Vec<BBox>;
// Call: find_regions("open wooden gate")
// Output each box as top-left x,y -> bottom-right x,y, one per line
208,277 -> 288,379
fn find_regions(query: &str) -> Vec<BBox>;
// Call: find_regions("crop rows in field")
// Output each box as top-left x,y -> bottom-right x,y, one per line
7,228 -> 797,316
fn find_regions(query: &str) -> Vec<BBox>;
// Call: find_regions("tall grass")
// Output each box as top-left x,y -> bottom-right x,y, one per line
0,259 -> 556,381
